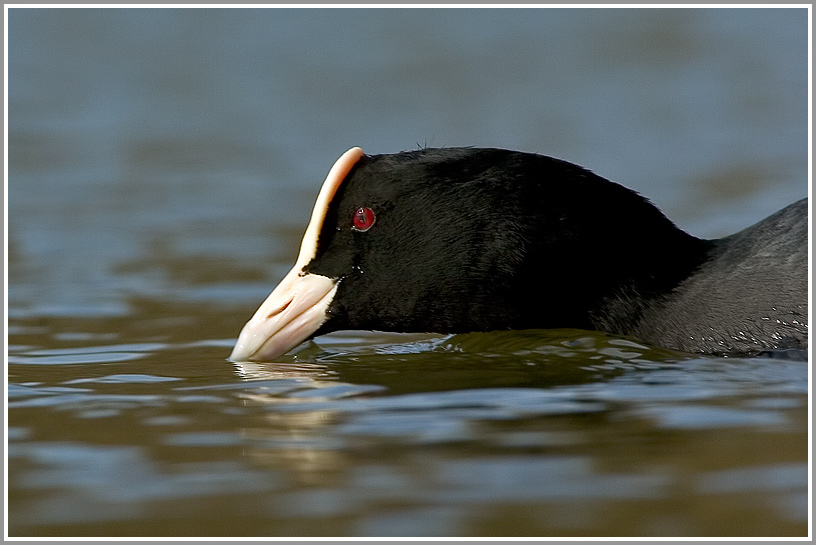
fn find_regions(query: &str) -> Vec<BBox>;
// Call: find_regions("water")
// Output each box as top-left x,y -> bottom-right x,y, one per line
7,8 -> 810,537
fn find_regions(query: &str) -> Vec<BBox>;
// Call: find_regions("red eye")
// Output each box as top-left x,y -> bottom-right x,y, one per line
352,206 -> 376,232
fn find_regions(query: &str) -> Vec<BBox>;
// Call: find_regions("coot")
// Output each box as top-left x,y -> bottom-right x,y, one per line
230,147 -> 808,361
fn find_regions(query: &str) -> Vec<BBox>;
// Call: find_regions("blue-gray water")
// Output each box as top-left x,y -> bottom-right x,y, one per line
7,8 -> 809,537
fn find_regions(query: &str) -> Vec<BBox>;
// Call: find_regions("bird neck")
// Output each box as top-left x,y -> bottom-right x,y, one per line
587,230 -> 714,338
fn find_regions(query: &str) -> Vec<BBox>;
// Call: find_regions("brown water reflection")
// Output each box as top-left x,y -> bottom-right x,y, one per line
8,298 -> 809,536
